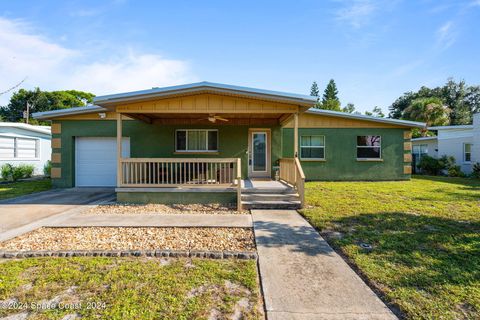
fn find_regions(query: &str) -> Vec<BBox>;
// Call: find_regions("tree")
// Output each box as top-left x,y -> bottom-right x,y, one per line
388,78 -> 480,125
372,106 -> 385,117
310,81 -> 320,99
342,103 -> 355,113
403,97 -> 450,136
0,88 -> 95,123
321,79 -> 341,111
310,81 -> 321,108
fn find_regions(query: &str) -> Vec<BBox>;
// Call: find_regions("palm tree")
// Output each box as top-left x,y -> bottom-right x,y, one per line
403,97 -> 450,136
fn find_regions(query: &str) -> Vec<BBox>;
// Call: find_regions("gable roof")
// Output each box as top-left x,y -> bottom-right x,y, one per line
306,108 -> 425,128
0,122 -> 51,135
93,81 -> 318,107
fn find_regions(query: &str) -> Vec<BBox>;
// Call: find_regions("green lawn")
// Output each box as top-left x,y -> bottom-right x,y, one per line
0,178 -> 51,200
0,257 -> 262,319
301,176 -> 480,320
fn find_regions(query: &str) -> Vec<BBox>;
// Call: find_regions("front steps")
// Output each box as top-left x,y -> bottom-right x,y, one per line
241,183 -> 301,210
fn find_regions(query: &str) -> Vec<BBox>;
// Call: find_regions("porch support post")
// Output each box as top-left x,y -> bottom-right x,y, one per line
294,112 -> 299,158
116,112 -> 122,187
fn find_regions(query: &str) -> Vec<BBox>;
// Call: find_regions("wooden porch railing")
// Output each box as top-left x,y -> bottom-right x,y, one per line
119,158 -> 241,188
279,157 -> 305,208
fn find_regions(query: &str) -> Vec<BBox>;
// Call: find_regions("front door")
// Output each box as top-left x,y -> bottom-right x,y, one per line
248,130 -> 270,178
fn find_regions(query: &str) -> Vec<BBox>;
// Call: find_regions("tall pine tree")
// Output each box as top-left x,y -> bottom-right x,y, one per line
321,79 -> 341,111
310,81 -> 321,108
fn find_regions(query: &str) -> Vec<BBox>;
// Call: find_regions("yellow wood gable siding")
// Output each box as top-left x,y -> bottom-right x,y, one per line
283,113 -> 405,128
115,94 -> 299,114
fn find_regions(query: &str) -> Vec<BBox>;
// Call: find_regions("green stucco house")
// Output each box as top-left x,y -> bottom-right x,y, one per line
33,82 -> 424,209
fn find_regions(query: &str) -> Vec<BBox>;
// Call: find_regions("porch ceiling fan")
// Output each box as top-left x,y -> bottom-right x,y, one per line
201,114 -> 229,123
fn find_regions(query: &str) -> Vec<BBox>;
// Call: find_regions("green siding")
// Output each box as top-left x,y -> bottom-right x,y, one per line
52,120 -> 281,188
282,128 -> 409,181
117,191 -> 236,204
52,119 -> 409,188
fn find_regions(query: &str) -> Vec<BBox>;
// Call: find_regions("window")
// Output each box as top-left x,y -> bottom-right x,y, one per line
357,135 -> 381,159
300,135 -> 325,160
175,129 -> 218,152
413,144 -> 428,156
0,136 -> 39,159
464,143 -> 472,163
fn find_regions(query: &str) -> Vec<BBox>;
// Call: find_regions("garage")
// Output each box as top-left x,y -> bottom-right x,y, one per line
75,137 -> 130,187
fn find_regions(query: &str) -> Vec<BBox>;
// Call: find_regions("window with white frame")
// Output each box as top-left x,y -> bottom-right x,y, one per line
0,136 -> 39,159
464,143 -> 472,163
357,135 -> 381,159
175,129 -> 218,152
300,135 -> 325,159
413,144 -> 428,156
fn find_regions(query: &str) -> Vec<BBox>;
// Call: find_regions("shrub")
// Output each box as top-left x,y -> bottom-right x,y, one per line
1,163 -> 14,181
447,165 -> 465,177
0,163 -> 35,181
418,155 -> 444,175
15,164 -> 34,180
438,155 -> 456,171
472,163 -> 480,179
43,160 -> 52,177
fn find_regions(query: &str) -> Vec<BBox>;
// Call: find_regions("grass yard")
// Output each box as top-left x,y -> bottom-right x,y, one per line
0,178 -> 51,201
301,176 -> 480,320
0,257 -> 262,319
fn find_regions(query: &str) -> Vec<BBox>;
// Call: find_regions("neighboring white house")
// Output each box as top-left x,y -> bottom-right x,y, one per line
0,123 -> 51,175
412,113 -> 479,174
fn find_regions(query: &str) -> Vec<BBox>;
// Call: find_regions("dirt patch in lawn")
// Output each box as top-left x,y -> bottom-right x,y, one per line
85,203 -> 246,215
0,227 -> 255,252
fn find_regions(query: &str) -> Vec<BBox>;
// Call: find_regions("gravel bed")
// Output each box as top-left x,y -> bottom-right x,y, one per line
86,203 -> 247,215
0,227 -> 255,252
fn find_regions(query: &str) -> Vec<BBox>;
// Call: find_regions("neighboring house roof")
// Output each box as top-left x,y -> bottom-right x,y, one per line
428,125 -> 473,130
33,105 -> 107,120
0,122 -> 51,135
306,108 -> 425,128
411,136 -> 438,142
93,81 -> 318,107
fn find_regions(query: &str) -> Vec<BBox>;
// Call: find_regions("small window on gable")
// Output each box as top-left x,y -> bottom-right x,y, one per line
357,136 -> 381,159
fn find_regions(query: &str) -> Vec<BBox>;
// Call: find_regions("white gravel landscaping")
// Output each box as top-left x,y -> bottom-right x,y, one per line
85,203 -> 247,215
0,227 -> 255,252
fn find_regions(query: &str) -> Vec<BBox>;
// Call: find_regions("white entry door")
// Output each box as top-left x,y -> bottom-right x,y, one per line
248,130 -> 270,178
75,137 -> 130,187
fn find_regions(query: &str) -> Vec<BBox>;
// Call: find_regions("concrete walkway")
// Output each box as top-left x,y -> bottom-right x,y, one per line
48,213 -> 252,227
252,210 -> 397,320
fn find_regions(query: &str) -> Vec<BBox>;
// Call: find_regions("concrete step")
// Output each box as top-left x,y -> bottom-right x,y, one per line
242,193 -> 300,202
242,200 -> 301,210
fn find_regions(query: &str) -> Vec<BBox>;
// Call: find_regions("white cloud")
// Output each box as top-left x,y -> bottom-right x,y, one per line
0,17 -> 196,105
436,21 -> 456,49
335,0 -> 377,28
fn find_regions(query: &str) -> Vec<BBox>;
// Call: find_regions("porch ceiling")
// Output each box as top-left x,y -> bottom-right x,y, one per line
124,112 -> 288,126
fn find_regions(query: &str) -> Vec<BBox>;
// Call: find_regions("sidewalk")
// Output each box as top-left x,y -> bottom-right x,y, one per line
252,210 -> 397,320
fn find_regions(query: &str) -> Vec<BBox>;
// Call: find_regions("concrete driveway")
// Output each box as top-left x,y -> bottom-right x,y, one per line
0,188 -> 115,233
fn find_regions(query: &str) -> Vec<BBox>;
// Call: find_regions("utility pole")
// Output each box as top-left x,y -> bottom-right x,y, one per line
24,102 -> 30,124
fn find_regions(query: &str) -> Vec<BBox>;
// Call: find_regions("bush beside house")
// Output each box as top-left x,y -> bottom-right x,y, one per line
1,163 -> 35,182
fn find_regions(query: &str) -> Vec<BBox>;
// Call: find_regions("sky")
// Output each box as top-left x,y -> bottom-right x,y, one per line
0,0 -> 479,113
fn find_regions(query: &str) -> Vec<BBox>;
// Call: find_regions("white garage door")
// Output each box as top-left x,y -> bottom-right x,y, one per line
75,137 -> 130,187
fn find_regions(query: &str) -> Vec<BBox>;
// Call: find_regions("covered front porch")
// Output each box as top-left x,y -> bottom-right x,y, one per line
113,109 -> 305,210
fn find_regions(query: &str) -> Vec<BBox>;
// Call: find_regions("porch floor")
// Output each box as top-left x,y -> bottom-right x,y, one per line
241,179 -> 291,191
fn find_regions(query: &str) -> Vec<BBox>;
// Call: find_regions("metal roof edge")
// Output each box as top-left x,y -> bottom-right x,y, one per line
0,122 -> 51,135
93,81 -> 317,105
32,105 -> 107,120
306,108 -> 426,128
